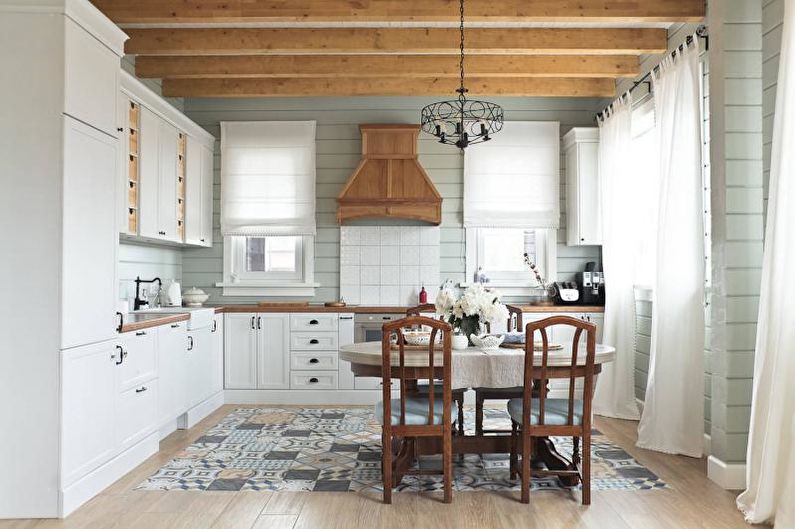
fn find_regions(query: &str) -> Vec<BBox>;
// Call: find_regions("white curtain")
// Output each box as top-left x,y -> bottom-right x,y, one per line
594,97 -> 640,420
737,0 -> 795,524
637,39 -> 705,457
220,121 -> 316,236
464,121 -> 560,229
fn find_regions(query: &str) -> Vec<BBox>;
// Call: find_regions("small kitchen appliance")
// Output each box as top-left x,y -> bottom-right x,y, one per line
552,281 -> 580,305
165,280 -> 182,307
577,261 -> 606,306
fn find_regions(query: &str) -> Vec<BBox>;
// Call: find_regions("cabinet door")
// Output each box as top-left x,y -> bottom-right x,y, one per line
61,340 -> 118,487
157,322 -> 188,426
257,314 -> 290,389
63,19 -> 119,137
138,107 -> 160,239
337,314 -> 355,390
61,116 -> 119,349
187,327 -> 213,408
200,144 -> 214,247
565,145 -> 580,246
184,135 -> 203,245
224,314 -> 258,389
211,315 -> 224,394
118,93 -> 132,234
577,142 -> 601,245
117,379 -> 157,451
158,120 -> 179,242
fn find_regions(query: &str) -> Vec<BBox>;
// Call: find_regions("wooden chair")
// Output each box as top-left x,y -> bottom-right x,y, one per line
378,316 -> 456,504
508,315 -> 597,505
406,305 -> 466,435
474,304 -> 524,435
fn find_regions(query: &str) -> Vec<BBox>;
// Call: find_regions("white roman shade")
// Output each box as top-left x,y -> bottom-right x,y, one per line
464,121 -> 560,228
220,121 -> 316,236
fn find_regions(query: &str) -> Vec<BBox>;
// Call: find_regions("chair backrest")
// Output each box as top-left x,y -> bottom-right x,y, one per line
406,303 -> 437,317
523,315 -> 596,429
506,304 -> 523,332
382,316 -> 453,428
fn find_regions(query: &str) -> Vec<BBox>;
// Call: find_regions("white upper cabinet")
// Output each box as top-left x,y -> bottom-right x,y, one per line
186,137 -> 214,247
61,116 -> 119,349
564,128 -> 602,246
119,70 -> 215,246
63,19 -> 122,137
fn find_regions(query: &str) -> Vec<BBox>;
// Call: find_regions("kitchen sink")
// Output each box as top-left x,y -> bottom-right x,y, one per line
133,307 -> 215,329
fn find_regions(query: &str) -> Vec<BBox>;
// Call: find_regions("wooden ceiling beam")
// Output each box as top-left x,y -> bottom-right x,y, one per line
91,0 -> 705,24
161,77 -> 617,98
136,55 -> 640,79
125,27 -> 667,56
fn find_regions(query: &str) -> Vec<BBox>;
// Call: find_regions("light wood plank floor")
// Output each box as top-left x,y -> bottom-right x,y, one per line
1,405 -> 761,529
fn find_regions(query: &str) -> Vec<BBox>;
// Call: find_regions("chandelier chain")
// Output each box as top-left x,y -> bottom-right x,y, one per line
459,0 -> 465,97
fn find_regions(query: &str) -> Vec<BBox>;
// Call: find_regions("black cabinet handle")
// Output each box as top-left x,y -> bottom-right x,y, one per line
116,312 -> 124,333
309,319 -> 319,325
309,377 -> 319,383
117,127 -> 124,132
309,358 -> 319,364
135,386 -> 148,393
200,238 -> 206,242
250,316 -> 256,329
171,323 -> 180,328
135,331 -> 147,336
309,338 -> 319,345
257,316 -> 262,329
187,336 -> 194,351
114,345 -> 125,366
212,320 -> 217,333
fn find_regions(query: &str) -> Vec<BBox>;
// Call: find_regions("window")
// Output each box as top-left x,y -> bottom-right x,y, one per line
630,98 -> 660,289
217,121 -> 318,296
465,228 -> 556,292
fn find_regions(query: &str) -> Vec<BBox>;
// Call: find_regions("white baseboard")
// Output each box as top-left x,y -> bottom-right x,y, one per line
60,432 -> 159,517
707,455 -> 746,490
159,417 -> 179,440
179,391 -> 225,430
225,389 -> 385,405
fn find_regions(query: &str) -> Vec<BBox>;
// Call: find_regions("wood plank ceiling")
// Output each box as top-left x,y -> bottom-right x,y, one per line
91,0 -> 706,98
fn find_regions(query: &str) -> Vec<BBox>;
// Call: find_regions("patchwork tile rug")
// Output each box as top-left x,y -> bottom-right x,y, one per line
138,407 -> 667,493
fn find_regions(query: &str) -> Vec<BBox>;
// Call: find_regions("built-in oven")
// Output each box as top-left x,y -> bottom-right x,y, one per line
354,313 -> 400,343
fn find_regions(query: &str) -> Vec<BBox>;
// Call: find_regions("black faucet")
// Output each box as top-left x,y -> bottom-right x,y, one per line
134,276 -> 162,310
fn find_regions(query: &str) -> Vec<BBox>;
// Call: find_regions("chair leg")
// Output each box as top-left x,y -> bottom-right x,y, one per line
475,392 -> 484,436
582,431 -> 591,506
382,428 -> 392,504
509,420 -> 518,480
572,436 -> 581,466
521,433 -> 531,504
456,395 -> 465,436
443,427 -> 453,504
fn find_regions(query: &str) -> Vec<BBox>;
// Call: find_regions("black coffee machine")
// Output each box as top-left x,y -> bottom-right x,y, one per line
577,261 -> 606,306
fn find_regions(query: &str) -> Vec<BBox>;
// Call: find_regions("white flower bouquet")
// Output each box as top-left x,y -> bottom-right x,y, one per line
435,282 -> 510,344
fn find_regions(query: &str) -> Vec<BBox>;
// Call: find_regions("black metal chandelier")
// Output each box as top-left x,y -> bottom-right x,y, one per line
420,0 -> 504,149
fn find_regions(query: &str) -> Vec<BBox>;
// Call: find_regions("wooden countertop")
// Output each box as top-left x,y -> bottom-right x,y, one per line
117,304 -> 604,333
213,304 -> 604,314
119,313 -> 190,333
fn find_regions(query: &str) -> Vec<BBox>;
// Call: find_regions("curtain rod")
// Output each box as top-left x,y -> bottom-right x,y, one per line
595,25 -> 708,123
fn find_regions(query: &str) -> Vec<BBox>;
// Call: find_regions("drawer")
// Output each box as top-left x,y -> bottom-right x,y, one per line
291,352 -> 338,371
290,314 -> 338,332
290,332 -> 338,351
117,380 -> 157,451
118,329 -> 156,391
291,371 -> 338,390
354,377 -> 398,391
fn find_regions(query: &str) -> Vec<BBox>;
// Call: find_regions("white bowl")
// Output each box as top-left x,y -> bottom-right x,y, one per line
182,287 -> 210,307
470,334 -> 505,351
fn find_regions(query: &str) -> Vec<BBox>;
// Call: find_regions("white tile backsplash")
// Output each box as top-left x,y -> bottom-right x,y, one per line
339,226 -> 440,306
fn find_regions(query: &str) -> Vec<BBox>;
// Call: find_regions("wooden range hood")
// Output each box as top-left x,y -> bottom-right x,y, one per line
337,124 -> 442,224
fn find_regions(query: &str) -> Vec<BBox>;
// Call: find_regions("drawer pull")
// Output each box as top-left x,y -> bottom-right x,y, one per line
187,336 -> 194,351
135,331 -> 147,336
309,339 -> 319,345
171,323 -> 180,328
309,377 -> 319,383
309,358 -> 319,364
135,386 -> 148,393
212,320 -> 217,333
309,319 -> 319,325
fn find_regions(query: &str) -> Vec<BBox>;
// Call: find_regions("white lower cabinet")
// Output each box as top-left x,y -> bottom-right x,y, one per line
211,314 -> 224,395
187,327 -> 213,408
61,341 -> 119,488
157,322 -> 188,427
224,313 -> 290,390
117,380 -> 158,451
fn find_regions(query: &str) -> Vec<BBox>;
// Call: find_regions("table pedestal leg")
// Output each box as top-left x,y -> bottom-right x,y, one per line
533,437 -> 580,486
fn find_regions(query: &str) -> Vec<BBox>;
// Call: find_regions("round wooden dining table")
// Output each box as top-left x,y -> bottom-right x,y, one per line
339,341 -> 616,486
